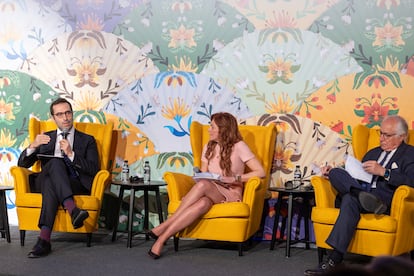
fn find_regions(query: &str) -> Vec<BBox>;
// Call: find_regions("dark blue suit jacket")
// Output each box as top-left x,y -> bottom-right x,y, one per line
362,142 -> 414,205
18,129 -> 99,191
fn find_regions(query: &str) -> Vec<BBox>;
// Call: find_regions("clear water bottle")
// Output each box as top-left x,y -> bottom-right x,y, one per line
143,161 -> 151,184
121,160 -> 129,182
293,165 -> 302,186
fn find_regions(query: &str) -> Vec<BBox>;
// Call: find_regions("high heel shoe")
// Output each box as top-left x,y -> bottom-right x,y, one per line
147,230 -> 159,240
148,249 -> 160,260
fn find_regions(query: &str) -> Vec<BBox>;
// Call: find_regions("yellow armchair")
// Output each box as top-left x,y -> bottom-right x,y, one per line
10,118 -> 113,247
311,124 -> 414,262
163,121 -> 277,256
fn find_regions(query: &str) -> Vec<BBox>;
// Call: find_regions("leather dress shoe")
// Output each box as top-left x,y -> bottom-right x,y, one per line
304,258 -> 336,275
71,207 -> 89,229
358,191 -> 387,214
28,237 -> 51,258
148,249 -> 160,260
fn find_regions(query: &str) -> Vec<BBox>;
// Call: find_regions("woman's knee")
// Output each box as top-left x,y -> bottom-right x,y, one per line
197,197 -> 213,212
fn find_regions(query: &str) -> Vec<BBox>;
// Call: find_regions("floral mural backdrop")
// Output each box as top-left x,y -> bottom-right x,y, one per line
1,0 -> 413,236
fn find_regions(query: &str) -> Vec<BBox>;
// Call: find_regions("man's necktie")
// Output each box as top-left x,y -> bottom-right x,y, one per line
61,132 -> 79,179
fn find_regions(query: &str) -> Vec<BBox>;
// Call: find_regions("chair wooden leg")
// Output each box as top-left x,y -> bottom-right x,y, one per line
86,233 -> 92,247
20,230 -> 26,246
238,243 -> 243,256
174,236 -> 179,251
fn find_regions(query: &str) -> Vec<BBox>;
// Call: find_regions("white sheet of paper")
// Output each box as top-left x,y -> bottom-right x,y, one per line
193,172 -> 221,181
345,155 -> 373,183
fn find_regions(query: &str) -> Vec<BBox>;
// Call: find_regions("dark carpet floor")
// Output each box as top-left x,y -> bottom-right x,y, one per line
0,226 -> 374,276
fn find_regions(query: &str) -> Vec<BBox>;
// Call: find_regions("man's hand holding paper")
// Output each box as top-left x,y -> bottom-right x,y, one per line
345,155 -> 373,183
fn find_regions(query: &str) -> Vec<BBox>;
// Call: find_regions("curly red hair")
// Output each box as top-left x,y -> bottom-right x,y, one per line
204,112 -> 243,176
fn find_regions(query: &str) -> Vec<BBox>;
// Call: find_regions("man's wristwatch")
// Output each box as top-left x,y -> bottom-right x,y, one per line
236,175 -> 241,182
384,169 -> 391,181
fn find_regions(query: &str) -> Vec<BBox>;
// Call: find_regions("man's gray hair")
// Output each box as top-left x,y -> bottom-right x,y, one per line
384,115 -> 408,137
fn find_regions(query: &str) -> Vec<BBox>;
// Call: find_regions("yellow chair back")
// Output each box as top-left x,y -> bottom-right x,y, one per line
352,124 -> 414,160
28,118 -> 113,172
190,121 -> 276,187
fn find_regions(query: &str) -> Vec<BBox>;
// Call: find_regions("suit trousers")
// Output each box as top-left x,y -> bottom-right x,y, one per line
325,168 -> 368,254
32,158 -> 89,229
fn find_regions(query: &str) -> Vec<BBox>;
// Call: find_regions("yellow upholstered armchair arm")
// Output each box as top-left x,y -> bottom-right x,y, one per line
164,171 -> 195,202
389,185 -> 414,253
10,166 -> 35,194
242,177 -> 263,207
242,177 -> 265,235
90,170 -> 110,197
311,176 -> 338,208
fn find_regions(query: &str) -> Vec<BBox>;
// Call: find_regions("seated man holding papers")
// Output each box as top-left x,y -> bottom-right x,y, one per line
305,115 -> 414,275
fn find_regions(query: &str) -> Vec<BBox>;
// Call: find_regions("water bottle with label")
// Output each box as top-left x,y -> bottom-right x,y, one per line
121,160 -> 129,182
293,165 -> 302,186
143,161 -> 151,184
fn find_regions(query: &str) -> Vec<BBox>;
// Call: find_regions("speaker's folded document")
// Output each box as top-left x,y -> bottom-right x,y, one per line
345,155 -> 373,183
37,154 -> 63,159
193,172 -> 221,181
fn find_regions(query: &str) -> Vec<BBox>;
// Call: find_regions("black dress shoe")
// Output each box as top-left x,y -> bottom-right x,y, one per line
71,207 -> 89,229
28,237 -> 51,258
146,230 -> 159,240
358,191 -> 387,214
304,259 -> 336,275
148,249 -> 160,260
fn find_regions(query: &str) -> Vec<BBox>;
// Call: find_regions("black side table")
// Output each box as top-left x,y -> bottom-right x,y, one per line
111,180 -> 166,248
0,186 -> 13,243
268,186 -> 314,257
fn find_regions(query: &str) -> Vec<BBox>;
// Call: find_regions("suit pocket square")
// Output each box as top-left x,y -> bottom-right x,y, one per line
391,162 -> 398,169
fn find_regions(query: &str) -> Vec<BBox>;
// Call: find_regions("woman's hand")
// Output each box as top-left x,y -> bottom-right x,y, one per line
219,176 -> 235,184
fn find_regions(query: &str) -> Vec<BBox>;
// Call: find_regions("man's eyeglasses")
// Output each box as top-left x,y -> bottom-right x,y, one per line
377,130 -> 398,139
53,111 -> 73,118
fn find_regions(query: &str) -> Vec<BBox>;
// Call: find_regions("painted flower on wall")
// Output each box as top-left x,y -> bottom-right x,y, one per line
259,54 -> 300,84
0,93 -> 20,124
161,97 -> 191,137
273,142 -> 297,174
67,57 -> 107,88
168,24 -> 197,50
265,92 -> 295,114
371,21 -> 405,49
354,93 -> 399,127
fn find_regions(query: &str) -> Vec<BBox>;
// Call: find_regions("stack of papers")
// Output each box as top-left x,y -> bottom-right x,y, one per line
345,155 -> 373,183
193,172 -> 221,181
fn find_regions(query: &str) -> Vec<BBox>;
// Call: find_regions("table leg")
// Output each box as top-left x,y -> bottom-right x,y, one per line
0,191 -> 11,243
286,192 -> 293,258
155,188 -> 164,223
112,187 -> 125,242
304,195 -> 310,250
127,187 -> 135,248
144,189 -> 149,240
270,192 -> 284,250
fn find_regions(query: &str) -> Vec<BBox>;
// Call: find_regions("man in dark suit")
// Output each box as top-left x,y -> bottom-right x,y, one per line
18,98 -> 99,258
305,115 -> 414,275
